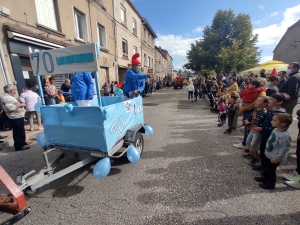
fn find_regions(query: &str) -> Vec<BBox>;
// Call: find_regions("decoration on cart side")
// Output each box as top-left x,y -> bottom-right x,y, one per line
144,125 -> 154,136
93,158 -> 111,179
127,145 -> 140,163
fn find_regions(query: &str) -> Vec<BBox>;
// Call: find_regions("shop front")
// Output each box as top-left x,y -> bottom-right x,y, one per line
6,32 -> 69,94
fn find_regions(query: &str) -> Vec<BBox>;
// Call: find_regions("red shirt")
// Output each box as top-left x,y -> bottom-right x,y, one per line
240,87 -> 266,103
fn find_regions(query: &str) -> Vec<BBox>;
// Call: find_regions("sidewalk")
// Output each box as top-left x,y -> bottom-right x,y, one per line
0,125 -> 40,150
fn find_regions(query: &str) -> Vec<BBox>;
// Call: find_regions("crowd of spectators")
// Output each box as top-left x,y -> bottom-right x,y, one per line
188,63 -> 300,189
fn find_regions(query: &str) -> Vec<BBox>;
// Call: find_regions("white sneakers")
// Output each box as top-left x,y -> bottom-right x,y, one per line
290,154 -> 297,159
283,171 -> 300,189
233,143 -> 247,149
285,180 -> 300,189
283,171 -> 300,181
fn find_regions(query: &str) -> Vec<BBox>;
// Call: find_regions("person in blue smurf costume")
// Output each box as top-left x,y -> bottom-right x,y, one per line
71,72 -> 94,106
123,53 -> 151,99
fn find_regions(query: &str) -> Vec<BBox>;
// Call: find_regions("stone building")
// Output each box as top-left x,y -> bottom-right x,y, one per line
113,0 -> 143,82
141,18 -> 157,79
0,0 -> 116,94
155,46 -> 167,81
273,19 -> 300,63
160,48 -> 173,81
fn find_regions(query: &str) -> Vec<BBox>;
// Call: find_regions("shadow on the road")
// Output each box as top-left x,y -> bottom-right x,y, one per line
136,96 -> 299,215
142,211 -> 300,225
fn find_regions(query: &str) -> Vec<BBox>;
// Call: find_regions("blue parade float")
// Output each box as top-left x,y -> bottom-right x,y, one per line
18,43 -> 153,191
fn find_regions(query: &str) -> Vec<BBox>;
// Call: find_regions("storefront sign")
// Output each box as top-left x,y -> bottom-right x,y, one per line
8,39 -> 48,55
22,71 -> 30,79
30,43 -> 98,76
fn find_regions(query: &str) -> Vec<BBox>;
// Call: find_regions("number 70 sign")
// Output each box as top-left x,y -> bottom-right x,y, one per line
29,43 -> 99,76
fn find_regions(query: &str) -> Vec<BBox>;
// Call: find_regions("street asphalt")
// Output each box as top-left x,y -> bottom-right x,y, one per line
1,87 -> 300,225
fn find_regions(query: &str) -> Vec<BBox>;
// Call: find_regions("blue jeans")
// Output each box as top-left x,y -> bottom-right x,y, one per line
188,91 -> 193,100
242,110 -> 253,146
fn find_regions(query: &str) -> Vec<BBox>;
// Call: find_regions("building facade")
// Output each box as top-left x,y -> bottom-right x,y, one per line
141,18 -> 157,80
113,0 -> 143,82
273,19 -> 300,63
0,0 -> 171,95
155,46 -> 167,81
0,0 -> 116,95
160,48 -> 173,81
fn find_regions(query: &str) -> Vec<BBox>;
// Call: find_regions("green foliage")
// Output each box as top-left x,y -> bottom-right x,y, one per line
185,9 -> 261,74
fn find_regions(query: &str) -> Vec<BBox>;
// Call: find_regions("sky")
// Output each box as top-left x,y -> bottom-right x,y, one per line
131,0 -> 300,71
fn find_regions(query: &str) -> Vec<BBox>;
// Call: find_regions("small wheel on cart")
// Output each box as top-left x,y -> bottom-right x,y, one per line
2,123 -> 11,130
133,132 -> 144,155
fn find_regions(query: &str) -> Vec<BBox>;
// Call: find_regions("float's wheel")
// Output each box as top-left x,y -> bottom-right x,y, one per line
133,132 -> 144,155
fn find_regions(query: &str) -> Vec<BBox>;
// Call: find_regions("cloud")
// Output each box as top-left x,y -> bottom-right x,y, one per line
253,20 -> 261,25
156,34 -> 200,69
192,26 -> 203,33
269,11 -> 280,18
254,4 -> 300,47
258,4 -> 265,10
259,55 -> 273,64
170,50 -> 187,57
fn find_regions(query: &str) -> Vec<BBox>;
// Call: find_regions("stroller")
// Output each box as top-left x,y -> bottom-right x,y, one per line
210,97 -> 219,113
0,110 -> 11,130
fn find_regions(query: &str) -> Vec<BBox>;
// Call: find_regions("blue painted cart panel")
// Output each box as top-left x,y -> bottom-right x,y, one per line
40,96 -> 144,152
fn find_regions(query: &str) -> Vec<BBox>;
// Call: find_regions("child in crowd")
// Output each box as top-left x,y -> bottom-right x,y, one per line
114,82 -> 124,96
283,109 -> 300,189
57,90 -> 65,104
187,82 -> 194,101
243,96 -> 268,166
208,86 -> 216,108
232,92 -> 241,129
194,87 -> 199,102
252,93 -> 290,172
266,76 -> 278,97
217,96 -> 226,127
254,113 -> 292,189
239,82 -> 246,93
222,87 -> 230,103
199,80 -> 205,99
239,80 -> 266,107
224,95 -> 237,134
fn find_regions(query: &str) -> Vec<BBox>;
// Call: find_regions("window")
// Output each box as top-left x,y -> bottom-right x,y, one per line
144,29 -> 147,42
152,58 -> 154,68
97,23 -> 106,48
151,37 -> 154,48
132,18 -> 137,35
35,0 -> 57,30
144,54 -> 147,66
148,34 -> 150,45
122,39 -> 128,57
73,8 -> 88,41
148,56 -> 150,67
121,4 -> 126,24
133,46 -> 137,54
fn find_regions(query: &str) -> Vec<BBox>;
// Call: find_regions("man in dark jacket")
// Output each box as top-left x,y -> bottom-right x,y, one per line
277,71 -> 287,90
61,79 -> 72,102
279,62 -> 300,114
260,69 -> 266,78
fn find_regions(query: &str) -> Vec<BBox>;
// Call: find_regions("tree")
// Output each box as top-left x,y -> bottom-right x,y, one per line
185,9 -> 260,74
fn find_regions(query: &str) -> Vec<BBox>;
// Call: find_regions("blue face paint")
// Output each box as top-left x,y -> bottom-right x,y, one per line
135,68 -> 141,74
